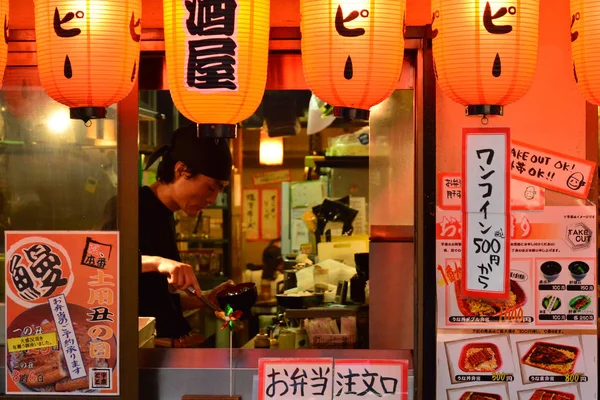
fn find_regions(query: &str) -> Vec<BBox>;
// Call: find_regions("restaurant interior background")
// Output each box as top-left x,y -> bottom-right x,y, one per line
0,0 -> 597,399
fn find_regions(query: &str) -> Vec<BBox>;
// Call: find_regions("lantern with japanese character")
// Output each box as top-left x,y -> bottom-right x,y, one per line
570,0 -> 600,105
34,0 -> 141,123
300,0 -> 406,120
431,0 -> 540,116
164,0 -> 270,138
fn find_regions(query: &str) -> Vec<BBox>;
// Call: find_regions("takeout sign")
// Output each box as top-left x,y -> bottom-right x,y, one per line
510,141 -> 596,199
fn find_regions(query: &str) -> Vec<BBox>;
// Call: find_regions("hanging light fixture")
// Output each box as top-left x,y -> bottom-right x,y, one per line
259,130 -> 283,166
571,0 -> 600,105
300,0 -> 407,121
164,0 -> 270,138
34,0 -> 141,124
431,0 -> 540,117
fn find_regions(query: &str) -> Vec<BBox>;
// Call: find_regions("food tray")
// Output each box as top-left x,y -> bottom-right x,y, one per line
521,342 -> 580,375
458,342 -> 503,372
310,334 -> 356,349
455,279 -> 527,317
529,389 -> 575,400
459,392 -> 502,400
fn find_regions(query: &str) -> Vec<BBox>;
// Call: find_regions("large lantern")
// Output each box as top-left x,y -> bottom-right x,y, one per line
34,0 -> 141,123
164,0 -> 270,138
571,0 -> 600,105
300,0 -> 406,120
431,0 -> 540,116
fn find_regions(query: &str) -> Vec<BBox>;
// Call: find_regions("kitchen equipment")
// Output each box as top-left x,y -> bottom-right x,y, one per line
276,269 -> 298,294
276,293 -> 324,309
278,329 -> 296,349
317,238 -> 369,267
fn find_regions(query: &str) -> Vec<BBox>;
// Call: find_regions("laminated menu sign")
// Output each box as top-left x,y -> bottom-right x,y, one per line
5,231 -> 119,395
435,205 -> 597,400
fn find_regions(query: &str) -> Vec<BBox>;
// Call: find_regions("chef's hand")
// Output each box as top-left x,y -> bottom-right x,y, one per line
206,280 -> 235,309
156,257 -> 201,295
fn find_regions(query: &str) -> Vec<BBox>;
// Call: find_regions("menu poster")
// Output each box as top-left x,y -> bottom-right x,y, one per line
436,206 -> 597,400
5,231 -> 119,395
437,332 -> 597,400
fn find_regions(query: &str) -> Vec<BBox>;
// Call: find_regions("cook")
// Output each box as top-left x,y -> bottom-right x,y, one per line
139,124 -> 235,347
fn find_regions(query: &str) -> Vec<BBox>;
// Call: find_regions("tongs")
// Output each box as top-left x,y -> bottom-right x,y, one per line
185,287 -> 244,331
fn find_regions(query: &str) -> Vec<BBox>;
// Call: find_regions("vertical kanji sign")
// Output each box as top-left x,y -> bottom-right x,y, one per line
184,0 -> 240,92
5,231 -> 119,395
462,128 -> 511,300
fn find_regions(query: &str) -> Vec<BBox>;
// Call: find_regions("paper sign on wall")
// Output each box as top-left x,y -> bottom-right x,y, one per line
261,189 -> 281,240
511,140 -> 596,199
243,189 -> 260,241
438,173 -> 545,211
5,231 -> 120,395
253,170 -> 292,186
462,128 -> 511,300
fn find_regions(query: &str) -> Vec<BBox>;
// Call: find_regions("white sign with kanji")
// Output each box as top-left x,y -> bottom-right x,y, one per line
333,360 -> 408,400
462,128 -> 511,300
258,358 -> 334,400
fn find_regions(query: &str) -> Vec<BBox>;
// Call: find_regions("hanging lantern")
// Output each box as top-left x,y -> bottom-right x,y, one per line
34,0 -> 141,123
571,0 -> 600,105
0,0 -> 8,86
259,130 -> 283,166
164,0 -> 270,138
431,0 -> 540,116
300,0 -> 406,121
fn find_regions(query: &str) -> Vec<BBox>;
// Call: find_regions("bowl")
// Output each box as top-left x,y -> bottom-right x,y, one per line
216,282 -> 257,318
540,261 -> 562,282
568,261 -> 589,281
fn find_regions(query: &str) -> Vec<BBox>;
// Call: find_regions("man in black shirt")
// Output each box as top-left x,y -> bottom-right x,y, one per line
140,124 -> 234,346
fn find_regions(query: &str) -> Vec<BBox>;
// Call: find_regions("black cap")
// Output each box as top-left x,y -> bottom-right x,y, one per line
146,124 -> 233,182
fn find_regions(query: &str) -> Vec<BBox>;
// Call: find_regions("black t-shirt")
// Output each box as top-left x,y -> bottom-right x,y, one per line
138,186 -> 191,338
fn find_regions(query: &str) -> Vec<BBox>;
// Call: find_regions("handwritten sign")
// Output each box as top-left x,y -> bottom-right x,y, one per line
261,189 -> 281,240
5,231 -> 119,394
258,358 -> 334,400
333,360 -> 408,400
258,358 -> 408,400
253,170 -> 292,186
462,128 -> 511,300
243,189 -> 260,241
511,140 -> 596,199
438,173 -> 545,211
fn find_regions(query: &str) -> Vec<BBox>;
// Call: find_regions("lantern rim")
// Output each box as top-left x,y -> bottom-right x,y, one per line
70,107 -> 107,123
333,107 -> 370,122
197,124 -> 238,139
465,105 -> 504,117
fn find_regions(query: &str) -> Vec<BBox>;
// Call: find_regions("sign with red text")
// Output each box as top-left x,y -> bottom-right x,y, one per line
511,140 -> 596,199
462,128 -> 511,300
5,231 -> 119,395
438,173 -> 545,211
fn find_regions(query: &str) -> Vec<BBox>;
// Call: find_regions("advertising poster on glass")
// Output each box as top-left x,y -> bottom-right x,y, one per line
5,231 -> 119,395
436,204 -> 597,399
